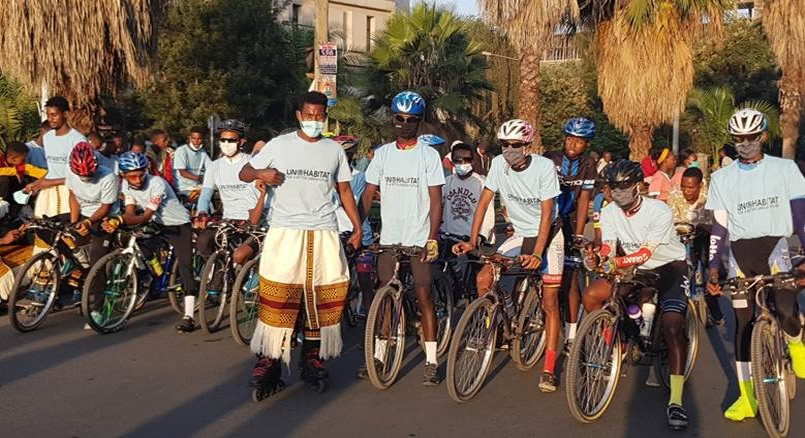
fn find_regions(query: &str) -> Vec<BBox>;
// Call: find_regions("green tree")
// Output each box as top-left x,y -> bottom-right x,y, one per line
0,74 -> 40,150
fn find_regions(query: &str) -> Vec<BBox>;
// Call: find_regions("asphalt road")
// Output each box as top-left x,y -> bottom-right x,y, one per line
1,294 -> 803,438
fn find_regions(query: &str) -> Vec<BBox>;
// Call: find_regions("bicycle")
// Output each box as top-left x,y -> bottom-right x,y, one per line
445,249 -> 546,403
362,245 -> 453,390
229,226 -> 267,346
565,268 -> 699,423
719,272 -> 800,438
8,218 -> 86,332
676,222 -> 709,327
434,232 -> 478,307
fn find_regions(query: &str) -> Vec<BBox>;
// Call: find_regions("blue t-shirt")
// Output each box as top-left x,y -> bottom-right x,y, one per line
173,145 -> 211,193
484,154 -> 560,238
365,142 -> 445,247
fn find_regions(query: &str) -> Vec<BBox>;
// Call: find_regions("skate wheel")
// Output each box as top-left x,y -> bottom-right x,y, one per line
251,388 -> 264,402
313,380 -> 327,393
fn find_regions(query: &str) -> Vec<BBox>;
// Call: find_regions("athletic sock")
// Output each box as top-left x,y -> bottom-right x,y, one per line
425,341 -> 438,365
184,296 -> 195,319
567,323 -> 577,342
543,349 -> 557,374
668,374 -> 684,406
374,339 -> 387,363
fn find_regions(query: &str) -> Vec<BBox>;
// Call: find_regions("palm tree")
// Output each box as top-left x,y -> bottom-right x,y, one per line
581,0 -> 732,159
761,1 -> 805,158
479,0 -> 579,149
0,74 -> 40,150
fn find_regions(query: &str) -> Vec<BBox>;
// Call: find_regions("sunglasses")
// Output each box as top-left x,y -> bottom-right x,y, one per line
453,157 -> 472,164
500,141 -> 529,149
393,115 -> 421,125
610,181 -> 637,190
219,138 -> 238,144
732,133 -> 761,143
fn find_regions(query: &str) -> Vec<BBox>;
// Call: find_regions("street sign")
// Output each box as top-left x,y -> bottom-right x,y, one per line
318,42 -> 337,75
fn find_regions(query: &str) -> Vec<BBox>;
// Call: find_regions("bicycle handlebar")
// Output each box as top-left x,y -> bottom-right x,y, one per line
376,244 -> 423,258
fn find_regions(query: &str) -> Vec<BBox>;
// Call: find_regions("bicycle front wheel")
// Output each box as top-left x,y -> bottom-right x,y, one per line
82,250 -> 139,334
511,284 -> 546,371
364,285 -> 406,390
446,295 -> 498,403
8,251 -> 60,332
565,308 -> 622,423
654,302 -> 699,389
168,251 -> 203,315
433,276 -> 454,357
230,257 -> 260,346
198,252 -> 231,333
751,318 -> 790,438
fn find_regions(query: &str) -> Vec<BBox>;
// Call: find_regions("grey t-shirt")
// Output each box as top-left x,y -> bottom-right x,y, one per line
43,128 -> 86,179
65,165 -> 120,218
121,175 -> 190,226
203,153 -> 263,221
173,144 -> 211,193
248,132 -> 351,230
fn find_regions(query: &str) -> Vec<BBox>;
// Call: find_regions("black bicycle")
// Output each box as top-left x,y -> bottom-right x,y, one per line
229,226 -> 267,346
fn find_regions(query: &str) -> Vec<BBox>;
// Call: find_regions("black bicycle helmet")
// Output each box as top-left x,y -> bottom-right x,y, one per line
217,119 -> 246,136
602,159 -> 644,186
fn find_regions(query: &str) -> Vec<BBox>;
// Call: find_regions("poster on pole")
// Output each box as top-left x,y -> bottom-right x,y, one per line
318,42 -> 337,75
316,74 -> 337,107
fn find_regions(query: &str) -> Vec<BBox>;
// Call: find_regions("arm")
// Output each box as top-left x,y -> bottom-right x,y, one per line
179,169 -> 202,182
467,189 -> 495,247
361,183 -> 379,223
427,185 -> 442,241
196,188 -> 214,215
122,204 -> 156,226
532,198 -> 554,257
248,185 -> 268,226
338,182 -> 362,238
574,189 -> 592,237
24,164 -> 48,180
238,163 -> 284,186
479,191 -> 496,241
69,191 -> 81,224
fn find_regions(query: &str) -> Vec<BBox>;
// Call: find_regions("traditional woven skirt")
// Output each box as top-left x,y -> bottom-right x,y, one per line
34,185 -> 71,219
0,244 -> 33,301
250,227 -> 349,365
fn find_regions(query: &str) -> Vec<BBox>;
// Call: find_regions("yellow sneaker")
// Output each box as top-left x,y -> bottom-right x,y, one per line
789,340 -> 805,379
724,383 -> 757,422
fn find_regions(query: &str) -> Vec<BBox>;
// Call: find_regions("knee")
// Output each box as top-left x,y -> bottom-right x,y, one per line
662,312 -> 686,340
541,287 -> 560,314
476,266 -> 493,295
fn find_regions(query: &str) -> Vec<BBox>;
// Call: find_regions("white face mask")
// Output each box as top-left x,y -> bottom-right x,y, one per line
454,163 -> 473,176
189,142 -> 203,151
219,141 -> 238,157
300,121 -> 324,138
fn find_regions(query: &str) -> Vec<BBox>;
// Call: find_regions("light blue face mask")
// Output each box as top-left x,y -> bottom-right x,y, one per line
300,120 -> 324,138
12,190 -> 30,205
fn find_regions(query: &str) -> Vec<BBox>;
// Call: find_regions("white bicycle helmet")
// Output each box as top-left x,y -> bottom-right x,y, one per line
727,108 -> 768,136
497,119 -> 534,143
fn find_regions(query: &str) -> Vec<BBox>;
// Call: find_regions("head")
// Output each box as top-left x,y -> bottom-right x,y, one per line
130,141 -> 145,154
728,108 -> 768,161
151,129 -> 168,149
391,91 -> 426,141
602,160 -> 644,210
118,152 -> 150,190
681,149 -> 698,168
603,151 -> 612,162
111,133 -> 126,153
563,117 -> 595,159
5,141 -> 29,166
87,132 -> 104,150
497,119 -> 534,170
296,91 -> 328,139
451,143 -> 474,177
217,119 -> 245,157
652,147 -> 676,173
69,142 -> 99,181
188,126 -> 206,151
680,167 -> 704,204
45,96 -> 70,130
589,151 -> 600,162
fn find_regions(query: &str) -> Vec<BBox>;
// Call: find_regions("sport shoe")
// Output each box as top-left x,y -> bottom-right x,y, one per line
666,404 -> 688,430
563,340 -> 574,356
175,316 -> 195,333
788,340 -> 805,378
422,362 -> 441,386
724,393 -> 757,421
357,359 -> 383,379
538,372 -> 558,393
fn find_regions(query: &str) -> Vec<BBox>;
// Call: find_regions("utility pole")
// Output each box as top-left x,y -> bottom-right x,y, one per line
314,0 -> 329,88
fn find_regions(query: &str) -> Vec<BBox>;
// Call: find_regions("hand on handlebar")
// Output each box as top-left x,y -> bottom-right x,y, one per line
102,217 -> 121,233
193,215 -> 208,230
346,231 -> 362,254
452,241 -> 474,256
519,253 -> 542,270
421,240 -> 439,263
74,219 -> 91,237
707,267 -> 722,296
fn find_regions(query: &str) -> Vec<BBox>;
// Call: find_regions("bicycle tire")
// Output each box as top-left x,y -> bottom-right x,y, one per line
364,285 -> 406,390
565,308 -> 622,423
696,297 -> 708,328
168,252 -> 203,315
81,250 -> 139,334
654,300 -> 699,389
751,318 -> 790,438
446,295 -> 498,403
230,257 -> 260,346
511,284 -> 546,371
426,276 -> 453,358
198,251 -> 230,333
8,251 -> 60,332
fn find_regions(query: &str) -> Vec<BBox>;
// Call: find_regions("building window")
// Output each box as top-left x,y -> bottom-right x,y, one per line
292,4 -> 301,25
343,11 -> 353,48
736,2 -> 755,19
366,16 -> 375,51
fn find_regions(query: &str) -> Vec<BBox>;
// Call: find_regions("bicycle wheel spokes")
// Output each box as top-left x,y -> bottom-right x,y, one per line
446,297 -> 497,403
512,287 -> 546,371
365,287 -> 406,389
230,258 -> 260,346
10,253 -> 58,331
199,253 -> 230,332
752,319 -> 789,437
84,252 -> 138,334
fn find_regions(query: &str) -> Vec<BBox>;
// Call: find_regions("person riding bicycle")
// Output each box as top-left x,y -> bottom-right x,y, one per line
173,126 -> 211,204
544,117 -> 597,353
705,108 -> 805,422
361,91 -> 445,386
102,152 -> 197,333
581,159 -> 690,430
453,118 -> 565,393
194,119 -> 268,265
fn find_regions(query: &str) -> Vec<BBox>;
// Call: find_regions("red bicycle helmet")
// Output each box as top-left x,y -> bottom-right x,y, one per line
70,141 -> 98,177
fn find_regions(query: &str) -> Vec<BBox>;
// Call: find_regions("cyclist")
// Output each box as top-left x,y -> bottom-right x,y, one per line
173,126 -> 211,203
102,152 -> 197,333
195,119 -> 268,265
361,91 -> 445,386
581,160 -> 690,430
65,142 -> 119,265
706,108 -> 805,422
453,119 -> 564,393
544,117 -> 597,352
239,91 -> 361,394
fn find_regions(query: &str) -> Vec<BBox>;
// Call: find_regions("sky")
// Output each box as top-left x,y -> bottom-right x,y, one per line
422,0 -> 479,17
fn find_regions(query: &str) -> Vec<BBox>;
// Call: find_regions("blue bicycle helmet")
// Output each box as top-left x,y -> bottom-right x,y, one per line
391,91 -> 426,116
419,134 -> 445,147
564,117 -> 596,139
119,151 -> 149,172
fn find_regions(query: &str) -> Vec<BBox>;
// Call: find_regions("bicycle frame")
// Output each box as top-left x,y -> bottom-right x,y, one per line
117,230 -> 176,295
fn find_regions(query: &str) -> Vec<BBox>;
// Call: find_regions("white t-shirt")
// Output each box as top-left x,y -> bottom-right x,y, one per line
600,197 -> 686,270
43,128 -> 86,179
706,155 -> 805,241
203,153 -> 262,221
365,142 -> 445,247
484,154 -> 560,238
249,132 -> 352,230
173,144 -> 211,193
441,173 -> 495,241
65,165 -> 120,217
122,175 -> 190,226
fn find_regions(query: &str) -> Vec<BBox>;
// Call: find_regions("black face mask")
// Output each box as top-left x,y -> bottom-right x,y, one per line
394,122 -> 419,140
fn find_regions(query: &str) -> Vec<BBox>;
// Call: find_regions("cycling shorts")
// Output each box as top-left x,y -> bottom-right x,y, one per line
496,230 -> 564,285
638,260 -> 688,316
728,236 -> 791,279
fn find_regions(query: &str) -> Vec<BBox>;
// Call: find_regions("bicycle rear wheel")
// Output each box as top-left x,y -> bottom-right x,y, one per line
446,295 -> 498,403
198,252 -> 230,333
82,250 -> 139,334
751,318 -> 790,438
654,301 -> 699,389
565,308 -> 622,423
230,257 -> 260,346
364,285 -> 406,390
8,251 -> 60,332
168,251 -> 203,315
511,284 -> 546,371
433,276 -> 454,357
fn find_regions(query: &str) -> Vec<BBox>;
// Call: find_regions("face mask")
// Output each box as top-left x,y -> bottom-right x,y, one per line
454,163 -> 473,176
12,190 -> 30,205
502,146 -> 527,168
219,141 -> 238,157
611,186 -> 638,208
393,122 -> 419,140
189,143 -> 203,151
300,120 -> 324,138
735,138 -> 763,160
689,161 -> 699,169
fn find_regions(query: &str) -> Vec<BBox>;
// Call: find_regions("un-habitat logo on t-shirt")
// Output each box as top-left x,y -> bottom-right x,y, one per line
286,169 -> 332,181
737,196 -> 779,215
507,193 -> 539,206
385,176 -> 419,187
220,183 -> 249,191
47,155 -> 69,163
